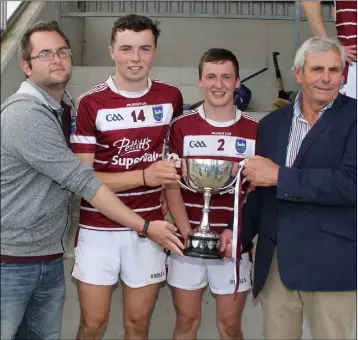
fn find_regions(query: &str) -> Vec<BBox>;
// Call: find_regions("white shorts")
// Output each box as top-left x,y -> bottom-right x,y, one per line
167,252 -> 251,295
341,62 -> 356,99
72,228 -> 166,288
346,62 -> 356,99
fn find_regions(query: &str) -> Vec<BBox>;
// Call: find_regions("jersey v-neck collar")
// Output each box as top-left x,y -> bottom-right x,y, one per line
107,75 -> 152,98
197,103 -> 242,127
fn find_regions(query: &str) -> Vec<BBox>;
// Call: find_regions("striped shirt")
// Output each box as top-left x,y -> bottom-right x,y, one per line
285,92 -> 333,167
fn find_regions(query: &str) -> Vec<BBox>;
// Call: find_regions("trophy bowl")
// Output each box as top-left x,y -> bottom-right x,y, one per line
169,155 -> 238,259
183,158 -> 235,192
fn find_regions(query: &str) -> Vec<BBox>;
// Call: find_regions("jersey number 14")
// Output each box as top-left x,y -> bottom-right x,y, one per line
131,110 -> 146,122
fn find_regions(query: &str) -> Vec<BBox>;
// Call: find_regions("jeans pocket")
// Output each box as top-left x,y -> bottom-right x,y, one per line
1,262 -> 40,294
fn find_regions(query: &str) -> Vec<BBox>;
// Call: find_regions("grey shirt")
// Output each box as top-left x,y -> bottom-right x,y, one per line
1,80 -> 102,256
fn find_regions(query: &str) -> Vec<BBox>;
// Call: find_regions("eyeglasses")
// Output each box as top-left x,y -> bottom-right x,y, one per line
29,49 -> 72,61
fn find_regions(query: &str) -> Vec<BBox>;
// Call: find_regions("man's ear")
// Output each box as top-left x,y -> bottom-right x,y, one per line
293,66 -> 303,84
109,45 -> 115,61
20,59 -> 31,78
235,77 -> 241,88
198,78 -> 203,89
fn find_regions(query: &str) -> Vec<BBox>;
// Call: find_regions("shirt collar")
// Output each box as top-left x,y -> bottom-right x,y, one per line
293,91 -> 334,119
107,75 -> 152,98
29,80 -> 63,110
16,80 -> 74,115
197,103 -> 242,127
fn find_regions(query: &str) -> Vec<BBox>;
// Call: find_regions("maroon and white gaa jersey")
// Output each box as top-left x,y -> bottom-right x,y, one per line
335,1 -> 357,47
168,104 -> 258,234
334,1 -> 357,83
70,76 -> 183,231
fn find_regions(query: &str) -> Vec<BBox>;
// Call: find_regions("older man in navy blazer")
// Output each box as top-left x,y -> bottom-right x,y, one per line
223,37 -> 356,339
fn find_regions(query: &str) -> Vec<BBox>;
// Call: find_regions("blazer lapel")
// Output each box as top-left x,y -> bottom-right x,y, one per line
276,107 -> 293,166
292,95 -> 343,168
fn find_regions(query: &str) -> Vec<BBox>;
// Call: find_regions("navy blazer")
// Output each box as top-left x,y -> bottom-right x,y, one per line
242,94 -> 357,297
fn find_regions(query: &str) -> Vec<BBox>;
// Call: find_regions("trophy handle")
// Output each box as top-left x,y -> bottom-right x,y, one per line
167,153 -> 198,194
219,159 -> 249,195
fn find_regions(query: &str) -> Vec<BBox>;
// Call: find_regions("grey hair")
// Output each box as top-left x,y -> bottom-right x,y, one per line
294,37 -> 346,71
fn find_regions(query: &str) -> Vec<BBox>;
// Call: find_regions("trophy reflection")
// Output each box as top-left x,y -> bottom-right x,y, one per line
168,154 -> 240,259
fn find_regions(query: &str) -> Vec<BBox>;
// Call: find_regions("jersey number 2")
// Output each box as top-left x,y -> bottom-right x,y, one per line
217,139 -> 225,151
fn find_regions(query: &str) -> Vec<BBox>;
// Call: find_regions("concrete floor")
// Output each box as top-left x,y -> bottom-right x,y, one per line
61,257 -> 356,340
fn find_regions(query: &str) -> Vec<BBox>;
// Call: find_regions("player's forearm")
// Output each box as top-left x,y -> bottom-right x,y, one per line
89,184 -> 144,231
74,152 -> 145,192
166,184 -> 191,234
95,170 -> 144,192
302,1 -> 328,37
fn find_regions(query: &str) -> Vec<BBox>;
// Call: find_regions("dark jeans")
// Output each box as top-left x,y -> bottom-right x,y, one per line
1,257 -> 65,340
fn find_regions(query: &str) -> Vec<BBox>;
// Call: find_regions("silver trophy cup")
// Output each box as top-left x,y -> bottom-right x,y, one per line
168,154 -> 240,259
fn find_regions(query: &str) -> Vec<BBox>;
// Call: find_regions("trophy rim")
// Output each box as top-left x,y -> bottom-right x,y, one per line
183,158 -> 235,192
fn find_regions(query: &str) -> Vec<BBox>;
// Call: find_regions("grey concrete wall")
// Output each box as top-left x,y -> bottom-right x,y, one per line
60,2 -> 84,66
1,54 -> 25,103
80,17 -> 337,88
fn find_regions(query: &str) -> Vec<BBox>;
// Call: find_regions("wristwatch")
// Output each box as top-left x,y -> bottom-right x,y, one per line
138,220 -> 150,238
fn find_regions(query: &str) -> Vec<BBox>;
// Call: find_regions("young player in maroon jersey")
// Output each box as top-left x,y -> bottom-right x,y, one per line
301,0 -> 356,99
70,15 -> 184,339
166,49 -> 258,340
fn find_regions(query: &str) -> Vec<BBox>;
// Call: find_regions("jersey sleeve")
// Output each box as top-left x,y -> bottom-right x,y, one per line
168,120 -> 184,158
70,97 -> 97,154
172,88 -> 184,119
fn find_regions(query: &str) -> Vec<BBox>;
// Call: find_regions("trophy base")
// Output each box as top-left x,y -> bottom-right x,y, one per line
184,234 -> 222,260
183,248 -> 222,259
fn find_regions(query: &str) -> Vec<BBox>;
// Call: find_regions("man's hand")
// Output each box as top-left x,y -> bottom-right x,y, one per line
160,189 -> 168,216
220,229 -> 233,260
241,182 -> 256,206
344,45 -> 357,64
243,156 -> 279,187
231,161 -> 239,177
179,227 -> 191,245
147,221 -> 185,256
144,160 -> 180,187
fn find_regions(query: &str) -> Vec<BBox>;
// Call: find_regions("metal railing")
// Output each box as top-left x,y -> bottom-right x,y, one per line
0,1 -> 7,35
60,1 -> 334,21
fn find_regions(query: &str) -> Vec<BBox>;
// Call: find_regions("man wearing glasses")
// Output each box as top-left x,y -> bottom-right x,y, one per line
1,20 -> 184,340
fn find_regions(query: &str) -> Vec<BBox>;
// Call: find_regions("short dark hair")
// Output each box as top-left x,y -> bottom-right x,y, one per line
111,14 -> 161,47
198,48 -> 239,79
19,20 -> 71,62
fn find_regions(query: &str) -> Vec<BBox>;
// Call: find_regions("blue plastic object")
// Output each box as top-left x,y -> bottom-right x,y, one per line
234,84 -> 252,111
